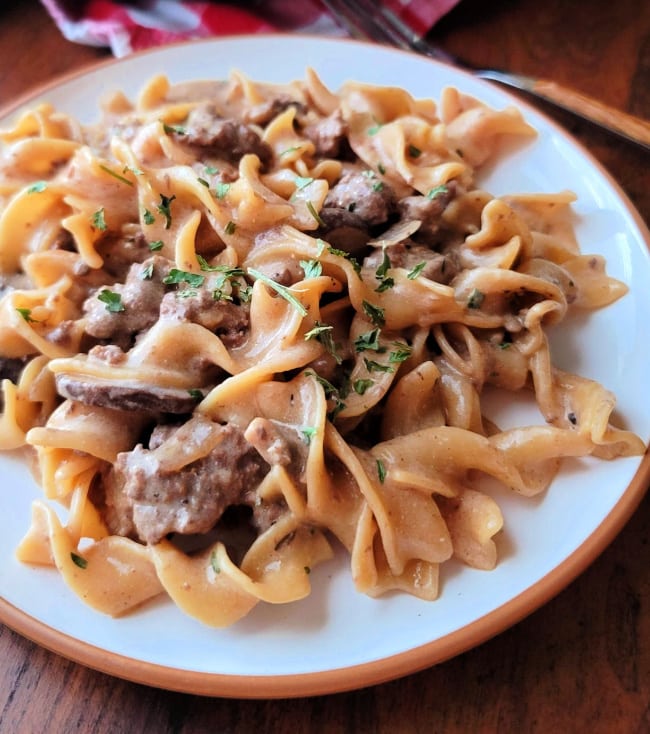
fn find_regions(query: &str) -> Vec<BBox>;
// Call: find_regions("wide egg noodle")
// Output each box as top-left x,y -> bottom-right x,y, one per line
0,69 -> 643,624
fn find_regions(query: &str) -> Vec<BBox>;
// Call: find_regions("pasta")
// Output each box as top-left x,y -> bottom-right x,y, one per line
0,69 -> 644,627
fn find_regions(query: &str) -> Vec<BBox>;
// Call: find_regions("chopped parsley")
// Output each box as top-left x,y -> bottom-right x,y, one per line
91,207 -> 107,231
407,262 -> 426,280
214,182 -> 230,200
326,245 -> 361,275
188,389 -> 203,400
304,322 -> 334,340
301,426 -> 318,444
97,289 -> 124,313
209,549 -> 221,574
362,300 -> 386,328
408,144 -> 422,158
427,184 -> 449,200
123,164 -> 143,176
163,269 -> 205,287
304,321 -> 341,364
70,552 -> 88,569
377,162 -> 386,175
197,177 -> 210,188
280,144 -> 302,156
304,369 -> 346,420
353,378 -> 374,395
376,459 -> 387,483
99,163 -> 134,186
467,288 -> 485,309
16,307 -> 39,323
162,122 -> 186,135
224,220 -> 237,236
142,208 -> 155,225
204,165 -> 219,175
140,262 -> 154,280
294,176 -> 314,191
364,358 -> 394,374
149,240 -> 164,252
27,181 -> 47,193
300,259 -> 323,279
354,328 -> 382,353
374,251 -> 394,293
306,200 -> 325,227
367,120 -> 384,135
156,194 -> 176,229
247,268 -> 307,317
389,343 -> 412,363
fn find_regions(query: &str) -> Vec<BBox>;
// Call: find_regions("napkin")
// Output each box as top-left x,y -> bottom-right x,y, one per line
40,0 -> 460,57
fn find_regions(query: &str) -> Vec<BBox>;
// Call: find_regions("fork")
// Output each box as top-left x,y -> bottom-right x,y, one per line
321,0 -> 650,152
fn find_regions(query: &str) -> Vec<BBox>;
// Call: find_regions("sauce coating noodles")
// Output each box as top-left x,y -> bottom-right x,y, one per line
0,71 -> 643,626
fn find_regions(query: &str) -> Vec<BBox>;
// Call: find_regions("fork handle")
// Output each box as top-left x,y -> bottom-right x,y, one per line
528,79 -> 650,151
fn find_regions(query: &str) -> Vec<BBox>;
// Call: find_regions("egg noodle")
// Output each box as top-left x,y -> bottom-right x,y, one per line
0,70 -> 643,626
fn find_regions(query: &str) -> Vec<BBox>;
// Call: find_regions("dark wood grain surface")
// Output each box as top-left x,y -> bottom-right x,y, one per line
1,1 -> 649,731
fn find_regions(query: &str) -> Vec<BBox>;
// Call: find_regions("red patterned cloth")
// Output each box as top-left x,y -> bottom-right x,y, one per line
40,0 -> 460,57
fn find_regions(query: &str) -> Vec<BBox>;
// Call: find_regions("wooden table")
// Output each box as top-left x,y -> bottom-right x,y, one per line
1,1 -> 648,731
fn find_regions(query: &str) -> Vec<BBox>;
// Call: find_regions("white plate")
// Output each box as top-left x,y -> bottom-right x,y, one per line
1,35 -> 649,698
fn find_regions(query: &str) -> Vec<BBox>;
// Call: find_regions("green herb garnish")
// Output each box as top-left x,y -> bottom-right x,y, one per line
91,207 -> 107,231
163,269 -> 205,287
99,164 -> 134,186
306,200 -> 325,227
301,426 -> 318,444
97,289 -> 124,312
27,181 -> 47,193
364,358 -> 394,374
300,259 -> 323,279
149,240 -> 164,251
156,194 -> 176,229
362,300 -> 385,328
214,182 -> 230,200
427,184 -> 449,200
467,288 -> 485,309
407,262 -> 426,280
140,262 -> 154,280
354,328 -> 382,353
376,459 -> 387,483
70,552 -> 88,569
247,268 -> 307,317
16,307 -> 39,323
353,378 -> 374,395
162,122 -> 186,135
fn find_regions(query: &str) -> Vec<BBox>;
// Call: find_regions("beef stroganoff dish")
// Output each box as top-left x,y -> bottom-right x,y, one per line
0,69 -> 644,627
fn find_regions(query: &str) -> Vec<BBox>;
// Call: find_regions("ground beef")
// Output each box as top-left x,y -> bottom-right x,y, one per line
100,416 -> 269,544
397,185 -> 456,239
364,241 -> 459,284
316,206 -> 369,255
94,231 -> 151,279
183,104 -> 272,167
303,109 -> 352,159
83,256 -> 170,348
324,171 -> 397,227
159,288 -> 250,348
241,96 -> 307,126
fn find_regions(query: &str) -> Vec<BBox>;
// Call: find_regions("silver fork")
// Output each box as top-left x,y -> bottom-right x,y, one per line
321,0 -> 650,152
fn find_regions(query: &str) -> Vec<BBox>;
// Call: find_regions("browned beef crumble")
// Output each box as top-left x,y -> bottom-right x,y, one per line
100,416 -> 270,544
323,170 -> 397,228
182,104 -> 272,167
